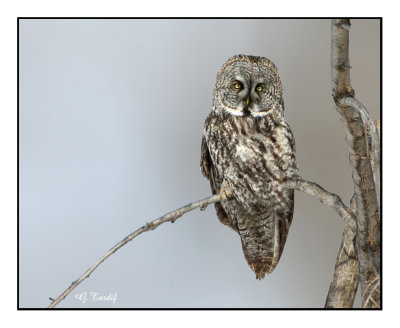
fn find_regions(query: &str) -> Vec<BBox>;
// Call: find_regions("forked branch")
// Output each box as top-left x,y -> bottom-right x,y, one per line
329,18 -> 380,308
48,177 -> 353,308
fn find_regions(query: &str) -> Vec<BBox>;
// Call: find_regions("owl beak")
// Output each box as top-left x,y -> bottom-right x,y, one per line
245,97 -> 250,107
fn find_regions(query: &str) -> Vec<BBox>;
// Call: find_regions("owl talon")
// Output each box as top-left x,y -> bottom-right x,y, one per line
220,181 -> 233,200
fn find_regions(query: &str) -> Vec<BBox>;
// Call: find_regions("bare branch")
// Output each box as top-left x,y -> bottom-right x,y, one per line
283,178 -> 356,232
331,19 -> 380,306
49,174 -> 356,308
48,193 -> 222,308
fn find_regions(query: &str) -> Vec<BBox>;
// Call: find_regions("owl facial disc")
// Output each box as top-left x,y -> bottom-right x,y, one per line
215,55 -> 282,117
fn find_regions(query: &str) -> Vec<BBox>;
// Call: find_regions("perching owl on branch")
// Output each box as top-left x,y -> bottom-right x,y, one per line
201,55 -> 298,279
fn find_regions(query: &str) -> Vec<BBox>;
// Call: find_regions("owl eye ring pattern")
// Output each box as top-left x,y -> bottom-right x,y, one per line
256,84 -> 264,92
201,54 -> 298,279
232,80 -> 243,90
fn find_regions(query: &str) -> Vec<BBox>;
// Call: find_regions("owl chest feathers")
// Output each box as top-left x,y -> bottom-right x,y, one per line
205,113 -> 297,213
235,144 -> 257,163
207,114 -> 289,174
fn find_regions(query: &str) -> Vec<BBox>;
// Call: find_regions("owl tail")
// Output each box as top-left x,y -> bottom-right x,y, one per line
238,212 -> 282,279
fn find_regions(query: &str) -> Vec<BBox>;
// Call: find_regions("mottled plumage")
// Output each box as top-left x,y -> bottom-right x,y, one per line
201,55 -> 298,279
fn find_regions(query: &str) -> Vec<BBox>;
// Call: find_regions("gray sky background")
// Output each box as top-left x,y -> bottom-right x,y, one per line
19,19 -> 380,308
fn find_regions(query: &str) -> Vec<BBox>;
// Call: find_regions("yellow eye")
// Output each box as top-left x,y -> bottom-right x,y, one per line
256,84 -> 264,92
232,81 -> 242,90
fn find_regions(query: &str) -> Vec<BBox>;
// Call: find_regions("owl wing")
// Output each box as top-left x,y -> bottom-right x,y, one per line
201,135 -> 238,232
200,135 -> 211,179
278,189 -> 294,260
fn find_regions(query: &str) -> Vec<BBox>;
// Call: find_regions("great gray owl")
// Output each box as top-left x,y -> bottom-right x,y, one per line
200,55 -> 298,279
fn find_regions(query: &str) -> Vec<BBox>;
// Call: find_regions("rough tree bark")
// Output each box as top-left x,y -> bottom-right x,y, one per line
325,197 -> 359,308
326,19 -> 381,308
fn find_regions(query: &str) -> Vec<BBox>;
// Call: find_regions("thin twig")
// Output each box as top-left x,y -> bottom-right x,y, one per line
282,178 -> 356,233
48,194 -> 222,308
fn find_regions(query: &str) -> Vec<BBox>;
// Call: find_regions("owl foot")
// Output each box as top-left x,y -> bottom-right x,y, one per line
220,180 -> 233,200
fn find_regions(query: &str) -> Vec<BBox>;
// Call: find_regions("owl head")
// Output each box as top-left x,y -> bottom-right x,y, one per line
214,55 -> 282,117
